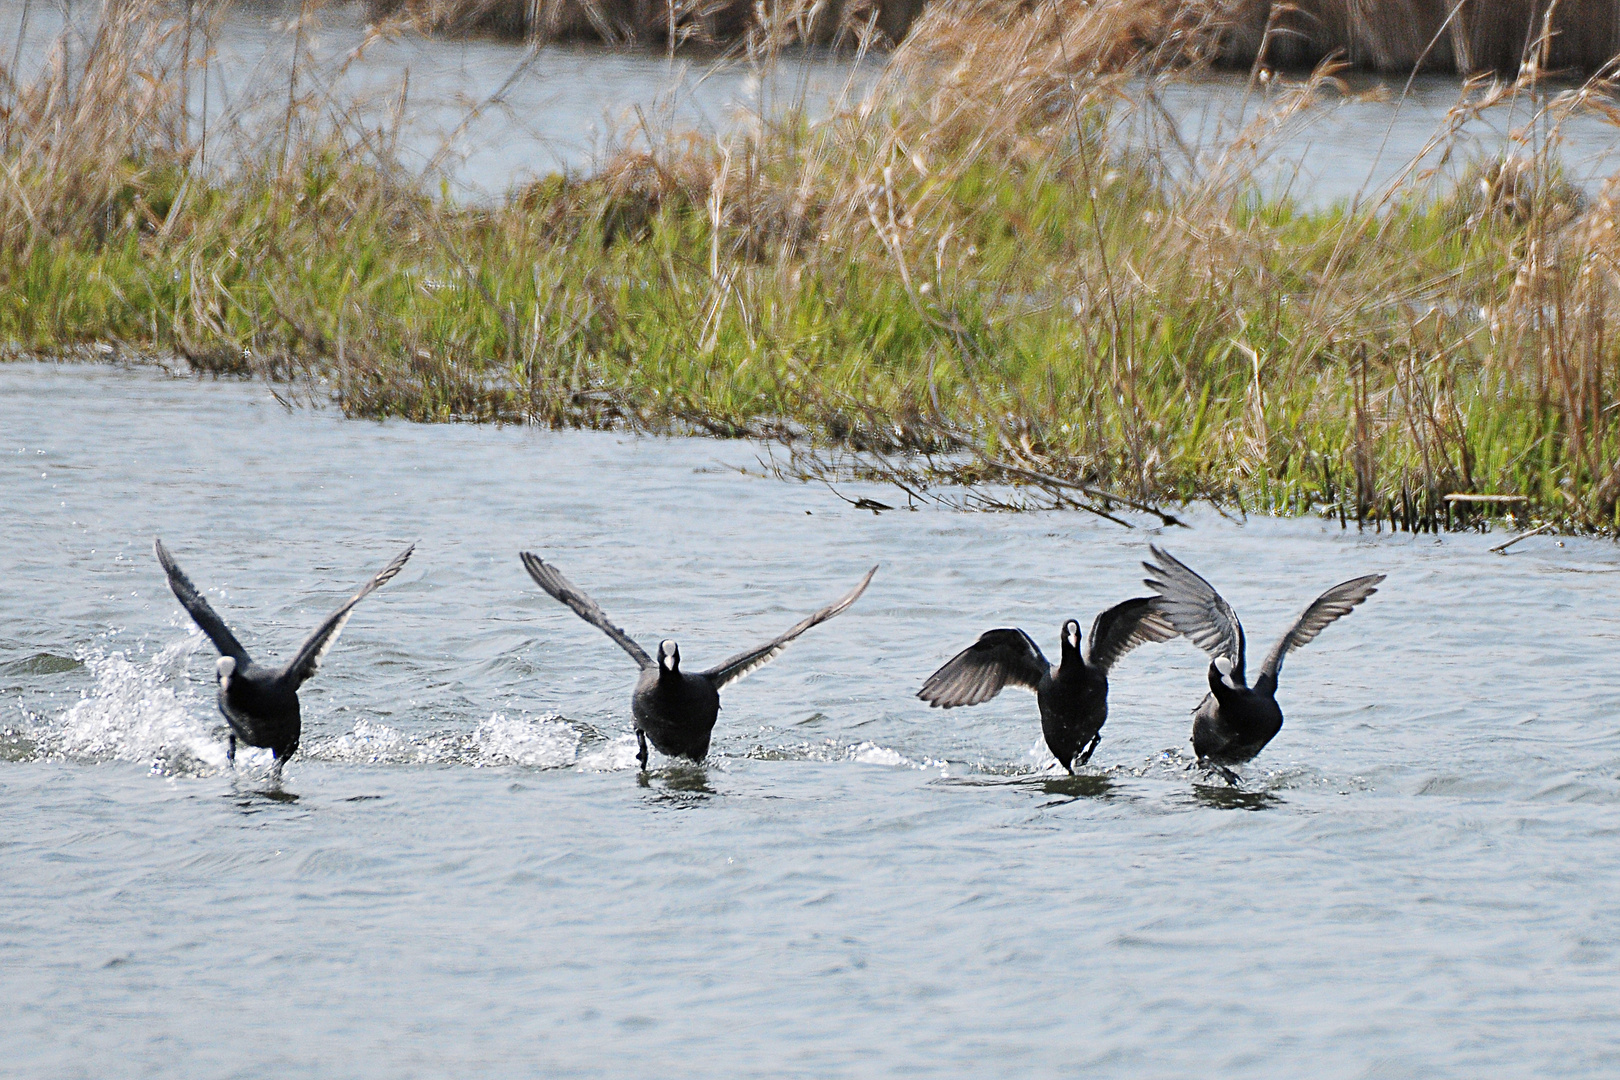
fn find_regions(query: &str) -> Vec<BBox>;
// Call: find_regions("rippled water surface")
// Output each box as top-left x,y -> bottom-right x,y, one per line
4,362 -> 1620,1077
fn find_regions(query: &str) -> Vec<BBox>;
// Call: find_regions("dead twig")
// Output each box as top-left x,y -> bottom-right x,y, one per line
1489,521 -> 1555,554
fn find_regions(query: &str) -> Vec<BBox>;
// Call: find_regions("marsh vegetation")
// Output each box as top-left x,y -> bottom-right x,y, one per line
2,0 -> 1619,530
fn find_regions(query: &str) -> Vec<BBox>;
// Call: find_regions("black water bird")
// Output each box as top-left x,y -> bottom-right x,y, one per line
154,539 -> 415,780
916,599 -> 1177,772
1141,545 -> 1384,783
520,553 -> 877,770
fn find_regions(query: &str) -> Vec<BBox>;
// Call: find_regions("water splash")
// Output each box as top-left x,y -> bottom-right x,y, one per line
39,635 -> 228,776
575,732 -> 643,772
473,712 -> 584,767
306,713 -> 638,771
18,647 -> 1024,780
309,718 -> 447,766
746,737 -> 943,770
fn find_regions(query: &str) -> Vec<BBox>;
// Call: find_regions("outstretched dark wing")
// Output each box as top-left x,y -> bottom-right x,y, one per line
917,627 -> 1050,708
521,552 -> 652,670
1142,545 -> 1246,681
281,543 -> 415,688
154,539 -> 250,663
1085,597 -> 1178,673
1258,573 -> 1385,683
703,566 -> 877,690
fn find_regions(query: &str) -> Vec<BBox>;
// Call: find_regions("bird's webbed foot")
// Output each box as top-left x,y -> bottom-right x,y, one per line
635,730 -> 649,772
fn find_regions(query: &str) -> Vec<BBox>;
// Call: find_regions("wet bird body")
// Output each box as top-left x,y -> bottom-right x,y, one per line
1190,667 -> 1284,768
1142,544 -> 1384,781
521,553 -> 876,770
215,658 -> 302,758
154,539 -> 414,779
1034,648 -> 1115,771
631,657 -> 722,762
917,598 -> 1176,772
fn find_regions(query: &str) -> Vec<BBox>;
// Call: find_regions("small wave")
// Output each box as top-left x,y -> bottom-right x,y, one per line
1094,748 -> 1369,795
0,652 -> 84,677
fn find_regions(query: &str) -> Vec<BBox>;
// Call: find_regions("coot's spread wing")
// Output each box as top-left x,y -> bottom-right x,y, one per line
521,552 -> 653,670
1142,545 -> 1247,681
1259,573 -> 1385,682
282,543 -> 415,687
703,566 -> 877,690
154,539 -> 250,663
917,628 -> 1049,708
1084,596 -> 1178,673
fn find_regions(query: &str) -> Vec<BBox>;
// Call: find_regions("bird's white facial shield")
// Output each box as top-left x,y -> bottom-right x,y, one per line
1063,621 -> 1081,650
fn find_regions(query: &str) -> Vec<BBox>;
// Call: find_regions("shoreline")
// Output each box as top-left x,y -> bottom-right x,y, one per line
3,0 -> 1619,536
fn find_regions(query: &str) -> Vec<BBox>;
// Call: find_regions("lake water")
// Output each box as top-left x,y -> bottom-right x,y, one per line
3,361 -> 1619,1076
3,0 -> 1618,203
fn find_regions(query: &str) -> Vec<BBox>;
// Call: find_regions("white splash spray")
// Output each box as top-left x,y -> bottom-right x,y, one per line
45,634 -> 229,775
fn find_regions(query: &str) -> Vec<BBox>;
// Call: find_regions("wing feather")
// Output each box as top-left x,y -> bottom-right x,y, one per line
917,627 -> 1050,708
1084,596 -> 1178,673
1259,573 -> 1385,682
1142,545 -> 1246,681
153,539 -> 250,663
281,543 -> 415,687
703,566 -> 877,690
521,552 -> 652,670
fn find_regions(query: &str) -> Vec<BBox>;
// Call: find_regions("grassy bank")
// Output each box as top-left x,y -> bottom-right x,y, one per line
4,0 -> 1620,530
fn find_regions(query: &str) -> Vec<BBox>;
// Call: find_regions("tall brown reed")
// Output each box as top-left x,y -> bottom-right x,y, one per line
0,0 -> 190,253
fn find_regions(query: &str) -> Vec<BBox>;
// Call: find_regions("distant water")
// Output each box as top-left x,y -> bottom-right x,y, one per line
2,0 -> 1616,204
3,361 -> 1620,1076
0,0 -> 877,198
1133,70 -> 1620,205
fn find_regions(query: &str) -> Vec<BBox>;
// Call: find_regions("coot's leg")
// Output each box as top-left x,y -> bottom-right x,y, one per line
1076,733 -> 1102,767
636,730 -> 649,771
226,734 -> 237,769
1192,756 -> 1240,787
269,753 -> 285,784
